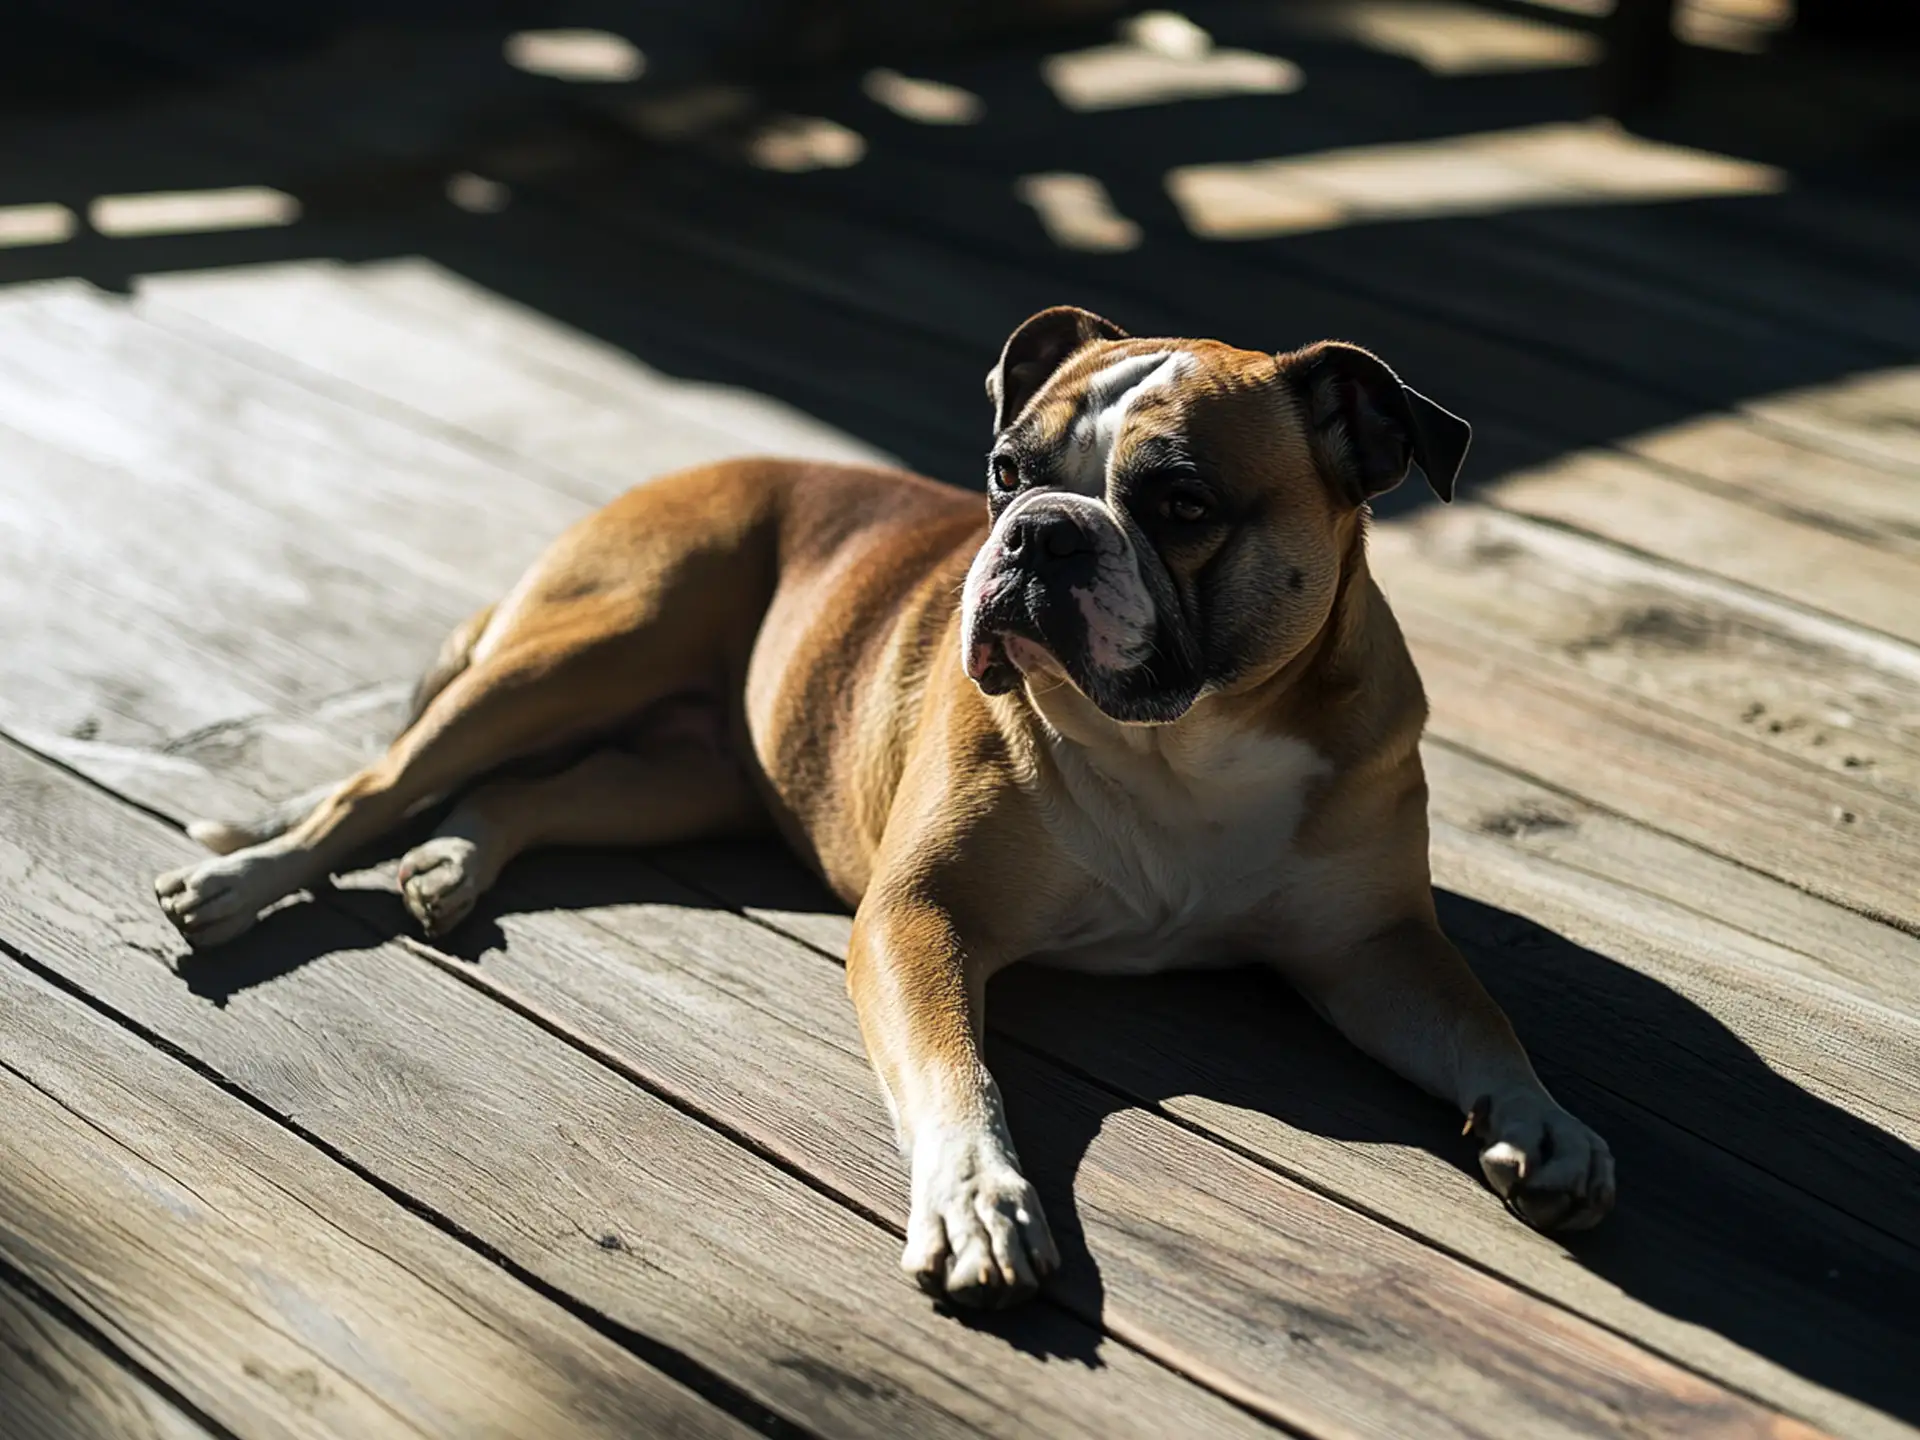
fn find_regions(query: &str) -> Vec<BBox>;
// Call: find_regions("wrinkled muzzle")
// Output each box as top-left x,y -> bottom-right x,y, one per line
961,490 -> 1195,723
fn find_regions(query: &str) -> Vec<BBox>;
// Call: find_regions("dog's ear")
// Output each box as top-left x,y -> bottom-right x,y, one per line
1281,341 -> 1471,505
987,306 -> 1129,433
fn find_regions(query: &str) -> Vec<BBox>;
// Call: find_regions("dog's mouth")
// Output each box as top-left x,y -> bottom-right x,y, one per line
962,586 -> 1200,724
966,630 -> 1058,696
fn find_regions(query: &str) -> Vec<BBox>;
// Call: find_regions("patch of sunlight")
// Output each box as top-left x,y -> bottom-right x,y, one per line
0,203 -> 76,248
862,69 -> 984,125
504,29 -> 645,82
446,173 -> 510,213
89,187 -> 299,238
1167,120 -> 1786,239
747,116 -> 866,172
1044,10 -> 1303,112
1017,173 -> 1143,252
1281,1 -> 1600,73
1676,0 -> 1793,54
1505,0 -> 1791,50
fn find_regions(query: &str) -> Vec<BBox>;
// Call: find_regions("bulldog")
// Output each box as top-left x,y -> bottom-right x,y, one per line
157,306 -> 1616,1305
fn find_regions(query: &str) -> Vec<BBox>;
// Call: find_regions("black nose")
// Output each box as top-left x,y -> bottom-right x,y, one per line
1002,510 -> 1095,573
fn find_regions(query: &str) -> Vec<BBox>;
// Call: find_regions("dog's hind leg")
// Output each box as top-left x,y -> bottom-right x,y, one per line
187,784 -> 339,856
186,603 -> 500,858
156,462 -> 784,947
406,602 -> 496,726
396,721 -> 762,937
157,589 -> 752,946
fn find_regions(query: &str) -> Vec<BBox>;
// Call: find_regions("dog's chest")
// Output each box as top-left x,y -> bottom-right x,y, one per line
1030,729 -> 1331,974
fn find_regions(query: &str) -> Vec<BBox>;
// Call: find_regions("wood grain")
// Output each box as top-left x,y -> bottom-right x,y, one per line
134,257 -> 892,502
0,949 -> 754,1440
1499,206 -> 1920,356
685,845 -> 1918,1440
413,852 -> 1831,1440
1420,742 -> 1920,1019
0,1276 -> 214,1440
0,736 -> 1266,1440
1406,620 -> 1917,934
1621,416 -> 1920,559
1371,504 -> 1920,805
0,260 -> 1858,1437
1475,446 -> 1920,645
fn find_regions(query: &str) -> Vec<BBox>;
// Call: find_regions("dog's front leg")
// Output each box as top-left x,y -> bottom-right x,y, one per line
1289,917 -> 1616,1232
847,887 -> 1058,1307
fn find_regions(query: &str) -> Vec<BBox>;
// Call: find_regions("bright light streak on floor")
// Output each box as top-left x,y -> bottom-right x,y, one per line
89,187 -> 300,238
862,69 -> 985,125
1044,11 -> 1302,111
1167,121 -> 1787,240
0,204 -> 77,248
747,117 -> 866,172
1281,1 -> 1600,73
504,29 -> 645,82
1017,173 -> 1143,252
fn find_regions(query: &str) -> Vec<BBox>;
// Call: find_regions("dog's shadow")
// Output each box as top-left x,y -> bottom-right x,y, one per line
177,834 -> 1920,1411
652,840 -> 1920,1417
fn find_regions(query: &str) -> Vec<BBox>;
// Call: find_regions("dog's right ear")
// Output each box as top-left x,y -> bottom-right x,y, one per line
987,306 -> 1129,433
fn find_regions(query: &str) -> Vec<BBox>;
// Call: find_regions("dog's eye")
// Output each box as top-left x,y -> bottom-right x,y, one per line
1162,489 -> 1211,524
990,457 -> 1019,494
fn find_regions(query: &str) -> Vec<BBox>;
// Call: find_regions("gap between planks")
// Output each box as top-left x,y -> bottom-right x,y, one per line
0,732 -> 1274,1440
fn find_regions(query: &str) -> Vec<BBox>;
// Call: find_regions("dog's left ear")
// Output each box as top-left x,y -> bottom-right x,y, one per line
987,306 -> 1130,433
1281,341 -> 1471,504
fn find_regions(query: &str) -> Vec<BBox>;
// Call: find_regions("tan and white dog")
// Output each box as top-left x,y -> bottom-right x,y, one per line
157,307 -> 1615,1306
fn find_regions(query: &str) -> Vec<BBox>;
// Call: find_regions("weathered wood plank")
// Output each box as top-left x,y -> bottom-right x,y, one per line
1743,367 -> 1920,479
1618,416 -> 1920,559
3,249 -> 1876,1437
1499,206 -> 1920,356
371,855 -> 1821,1440
1404,620 -> 1917,935
680,843 -> 1919,1440
0,736 -> 1267,1440
0,1276 -> 214,1440
1420,742 -> 1919,1020
1272,218 -> 1885,416
0,947 -> 757,1440
0,279 -> 571,614
133,257 -> 892,505
1371,505 -> 1920,806
1476,446 -> 1920,645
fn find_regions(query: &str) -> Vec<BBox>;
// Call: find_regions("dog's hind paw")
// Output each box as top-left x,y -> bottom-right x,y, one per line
154,851 -> 287,948
398,836 -> 486,938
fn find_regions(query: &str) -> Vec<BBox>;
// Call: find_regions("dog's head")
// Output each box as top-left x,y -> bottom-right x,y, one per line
961,306 -> 1470,725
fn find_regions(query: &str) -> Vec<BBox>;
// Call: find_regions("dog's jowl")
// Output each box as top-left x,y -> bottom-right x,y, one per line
159,306 -> 1615,1306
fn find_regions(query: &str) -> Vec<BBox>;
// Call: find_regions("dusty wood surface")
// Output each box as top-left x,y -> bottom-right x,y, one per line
0,1278 -> 213,1440
0,944 -> 755,1440
0,737 -> 1269,1440
1,4 -> 1917,1437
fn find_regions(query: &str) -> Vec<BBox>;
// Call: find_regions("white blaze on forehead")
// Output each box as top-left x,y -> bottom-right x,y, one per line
1061,350 -> 1193,494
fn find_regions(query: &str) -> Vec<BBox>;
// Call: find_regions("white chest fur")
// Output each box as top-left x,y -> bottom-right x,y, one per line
1027,722 -> 1332,974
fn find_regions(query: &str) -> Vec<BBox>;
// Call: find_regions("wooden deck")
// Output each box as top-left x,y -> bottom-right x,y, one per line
1,4 -> 1916,1437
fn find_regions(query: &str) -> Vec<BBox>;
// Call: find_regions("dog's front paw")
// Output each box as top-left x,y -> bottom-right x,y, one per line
904,1125 -> 1059,1308
1470,1090 -> 1616,1233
